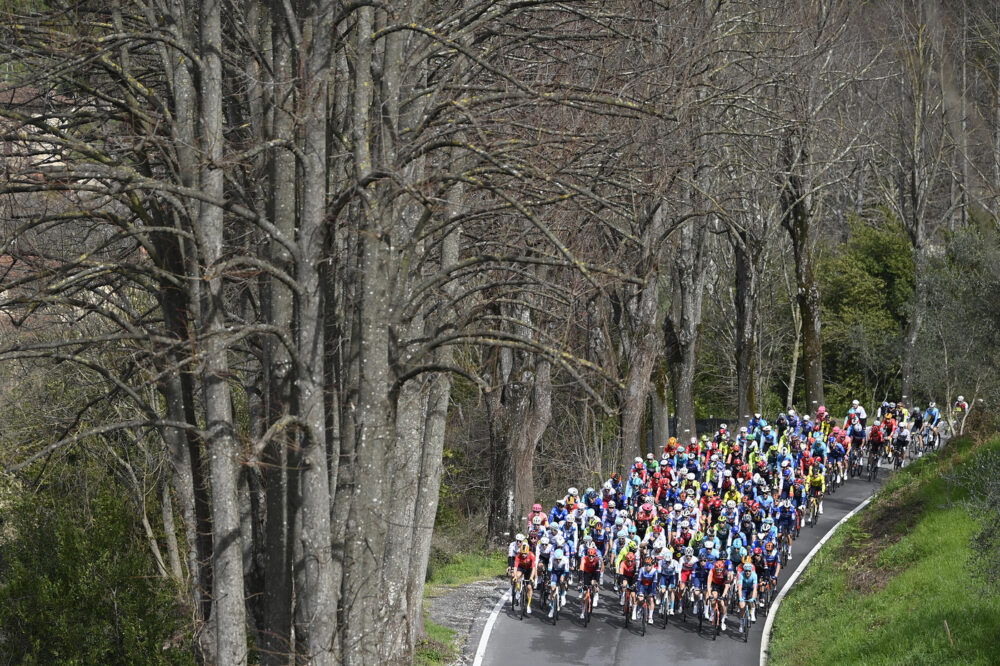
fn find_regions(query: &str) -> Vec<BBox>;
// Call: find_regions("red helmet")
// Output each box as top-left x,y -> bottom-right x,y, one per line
732,444 -> 741,453
714,560 -> 725,569
641,503 -> 654,513
756,460 -> 766,469
626,551 -> 636,562
587,547 -> 598,557
653,471 -> 662,481
753,546 -> 763,555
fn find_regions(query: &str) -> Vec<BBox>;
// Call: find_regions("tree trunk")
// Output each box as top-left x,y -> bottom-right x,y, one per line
734,228 -> 759,426
650,363 -> 671,452
665,219 -> 708,441
780,135 -> 824,411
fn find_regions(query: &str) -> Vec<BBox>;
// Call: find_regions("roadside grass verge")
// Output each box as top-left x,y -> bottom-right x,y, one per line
417,550 -> 506,665
768,436 -> 1000,666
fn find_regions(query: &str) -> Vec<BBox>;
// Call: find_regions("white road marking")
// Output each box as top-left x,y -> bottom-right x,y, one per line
758,493 -> 874,666
472,590 -> 510,666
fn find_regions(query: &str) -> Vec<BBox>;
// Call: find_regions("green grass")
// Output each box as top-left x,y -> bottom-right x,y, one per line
769,436 -> 1000,666
415,612 -> 458,666
417,550 -> 505,665
426,550 -> 506,588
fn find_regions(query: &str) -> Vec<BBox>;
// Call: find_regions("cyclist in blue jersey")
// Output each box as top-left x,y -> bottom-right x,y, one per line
636,557 -> 659,624
738,562 -> 759,622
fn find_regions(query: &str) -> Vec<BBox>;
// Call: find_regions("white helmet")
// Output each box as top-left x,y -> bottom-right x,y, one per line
754,413 -> 762,419
673,503 -> 683,511
568,487 -> 578,496
788,409 -> 796,416
604,481 -> 613,490
727,500 -> 736,509
852,399 -> 860,407
724,469 -> 732,477
566,514 -> 576,523
764,425 -> 772,432
555,535 -> 565,547
803,415 -> 811,421
686,472 -> 696,481
958,396 -> 965,402
532,516 -> 542,526
540,536 -> 550,546
720,423 -> 728,430
635,457 -> 643,464
515,533 -> 525,542
740,426 -> 748,433
929,402 -> 936,408
690,436 -> 698,445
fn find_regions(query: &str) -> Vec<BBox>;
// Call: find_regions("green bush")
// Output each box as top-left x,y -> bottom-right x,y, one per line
0,466 -> 193,666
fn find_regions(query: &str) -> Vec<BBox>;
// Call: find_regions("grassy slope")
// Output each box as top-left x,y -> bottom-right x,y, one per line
769,437 -> 1000,666
416,551 -> 506,666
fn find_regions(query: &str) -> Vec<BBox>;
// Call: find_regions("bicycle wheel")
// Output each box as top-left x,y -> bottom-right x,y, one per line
583,589 -> 590,627
639,601 -> 646,636
519,584 -> 526,621
510,578 -> 517,612
743,609 -> 749,642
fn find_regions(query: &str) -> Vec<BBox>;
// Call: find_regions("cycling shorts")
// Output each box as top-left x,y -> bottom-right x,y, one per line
637,582 -> 655,597
740,586 -> 756,603
709,581 -> 727,597
679,569 -> 694,584
580,570 -> 600,587
549,568 -> 567,585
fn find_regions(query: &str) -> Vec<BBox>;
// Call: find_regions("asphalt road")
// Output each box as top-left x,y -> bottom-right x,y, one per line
478,473 -> 884,666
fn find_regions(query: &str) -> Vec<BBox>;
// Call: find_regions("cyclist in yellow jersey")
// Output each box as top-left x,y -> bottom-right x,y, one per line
807,466 -> 825,515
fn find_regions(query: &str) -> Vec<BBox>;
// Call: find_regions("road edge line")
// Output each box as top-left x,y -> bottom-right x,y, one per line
758,492 -> 874,666
472,589 -> 510,666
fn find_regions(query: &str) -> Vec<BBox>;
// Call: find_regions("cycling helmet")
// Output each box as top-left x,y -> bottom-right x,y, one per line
626,551 -> 636,562
532,516 -> 542,526
554,548 -> 564,559
958,395 -> 964,402
765,542 -> 775,551
929,402 -> 936,408
764,517 -> 774,525
644,557 -> 654,566
555,536 -> 565,547
764,425 -> 772,432
586,508 -> 596,518
852,399 -> 860,407
566,514 -> 576,523
743,563 -> 755,574
556,499 -> 565,507
686,472 -> 696,481
540,536 -> 550,545
586,487 -> 596,497
781,459 -> 790,468
817,406 -> 826,414
583,534 -> 594,544
587,547 -> 598,557
515,533 -> 525,542
674,503 -> 683,511
727,500 -> 737,509
519,543 -> 530,554
740,426 -> 748,433
617,529 -> 627,539
803,415 -> 811,421
629,525 -> 637,535
754,413 -> 762,419
724,469 -> 733,477
753,546 -> 762,556
568,487 -> 578,496
608,500 -> 616,509
685,547 -> 694,557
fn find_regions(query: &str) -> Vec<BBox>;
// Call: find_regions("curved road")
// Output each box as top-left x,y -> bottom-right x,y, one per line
477,474 -> 883,666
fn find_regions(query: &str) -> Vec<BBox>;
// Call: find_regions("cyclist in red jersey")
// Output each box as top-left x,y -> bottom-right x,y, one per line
578,545 -> 603,619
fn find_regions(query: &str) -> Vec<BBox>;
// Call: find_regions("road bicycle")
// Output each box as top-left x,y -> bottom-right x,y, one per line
706,590 -> 724,640
778,530 -> 791,567
807,494 -> 820,528
580,580 -> 596,627
866,449 -> 879,482
622,580 -> 635,629
548,576 -> 564,625
739,596 -> 755,642
636,591 -> 652,636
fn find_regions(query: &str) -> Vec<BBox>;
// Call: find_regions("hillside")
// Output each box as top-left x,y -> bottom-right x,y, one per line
768,436 -> 1000,665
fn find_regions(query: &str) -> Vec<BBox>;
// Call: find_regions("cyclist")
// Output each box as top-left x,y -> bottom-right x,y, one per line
775,498 -> 796,558
807,463 -> 825,515
737,561 -> 759,623
513,542 -> 537,614
636,556 -> 659,624
846,399 -> 868,428
893,425 -> 910,466
578,545 -> 603,619
658,547 -> 681,616
548,547 -> 570,617
527,503 -> 548,528
923,402 -> 941,446
954,395 -> 969,414
618,551 -> 640,620
706,559 -> 731,631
